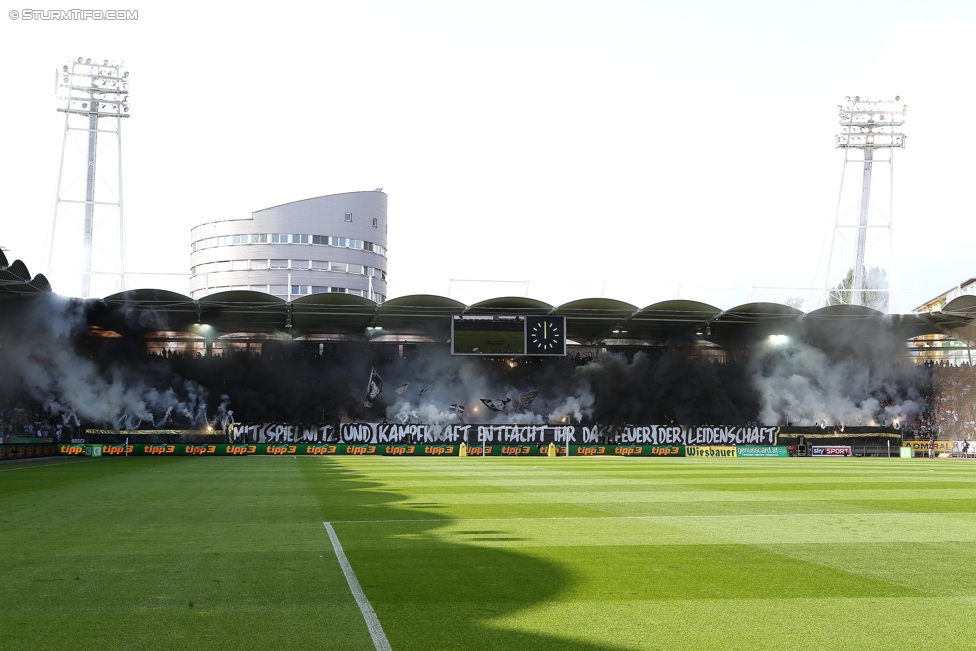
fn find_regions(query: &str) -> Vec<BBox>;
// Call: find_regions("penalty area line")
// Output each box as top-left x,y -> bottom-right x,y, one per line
324,522 -> 392,651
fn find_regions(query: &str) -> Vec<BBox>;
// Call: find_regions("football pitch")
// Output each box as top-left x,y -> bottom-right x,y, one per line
2,456 -> 975,650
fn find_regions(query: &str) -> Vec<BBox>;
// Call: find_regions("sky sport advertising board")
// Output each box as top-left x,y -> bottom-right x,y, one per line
811,446 -> 852,457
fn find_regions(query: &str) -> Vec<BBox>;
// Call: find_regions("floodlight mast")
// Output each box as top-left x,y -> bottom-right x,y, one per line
48,57 -> 131,298
825,96 -> 906,308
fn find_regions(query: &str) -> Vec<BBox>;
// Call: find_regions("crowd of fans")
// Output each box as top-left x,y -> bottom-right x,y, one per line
909,361 -> 975,441
0,404 -> 75,442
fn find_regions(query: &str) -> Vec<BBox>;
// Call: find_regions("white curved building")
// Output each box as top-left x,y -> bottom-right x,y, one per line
189,191 -> 387,302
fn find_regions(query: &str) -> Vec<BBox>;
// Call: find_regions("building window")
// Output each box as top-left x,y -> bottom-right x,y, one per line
270,259 -> 288,269
311,260 -> 329,270
270,285 -> 287,295
330,287 -> 346,293
216,261 -> 232,272
344,212 -> 352,222
372,218 -> 377,227
348,264 -> 364,275
251,259 -> 269,270
292,259 -> 309,270
312,235 -> 326,245
292,285 -> 311,296
332,262 -> 347,273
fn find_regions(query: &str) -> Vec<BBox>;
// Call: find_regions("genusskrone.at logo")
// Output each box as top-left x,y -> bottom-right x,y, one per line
10,9 -> 138,20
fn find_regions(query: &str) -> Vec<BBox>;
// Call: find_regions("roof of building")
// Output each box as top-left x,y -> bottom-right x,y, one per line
914,277 -> 976,313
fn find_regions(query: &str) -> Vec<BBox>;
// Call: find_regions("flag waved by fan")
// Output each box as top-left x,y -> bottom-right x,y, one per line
480,398 -> 511,412
449,404 -> 466,423
516,391 -> 539,413
364,367 -> 383,408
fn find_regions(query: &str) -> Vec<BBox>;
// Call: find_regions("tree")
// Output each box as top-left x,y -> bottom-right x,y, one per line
784,296 -> 804,310
827,266 -> 889,311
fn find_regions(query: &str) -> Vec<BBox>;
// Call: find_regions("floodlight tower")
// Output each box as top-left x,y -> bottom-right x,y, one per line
47,57 -> 131,298
824,96 -> 906,309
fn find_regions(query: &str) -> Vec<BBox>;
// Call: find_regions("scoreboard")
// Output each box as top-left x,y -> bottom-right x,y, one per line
451,315 -> 566,356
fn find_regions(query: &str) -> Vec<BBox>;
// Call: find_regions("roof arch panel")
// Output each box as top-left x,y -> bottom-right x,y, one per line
717,302 -> 805,323
291,292 -> 376,336
103,289 -> 195,305
291,293 -> 377,308
806,304 -> 885,320
198,291 -> 287,333
943,295 -> 976,316
466,296 -> 554,314
552,298 -> 640,342
378,294 -> 466,311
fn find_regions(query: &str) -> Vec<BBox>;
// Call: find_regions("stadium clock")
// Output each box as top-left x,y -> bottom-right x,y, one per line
525,316 -> 566,356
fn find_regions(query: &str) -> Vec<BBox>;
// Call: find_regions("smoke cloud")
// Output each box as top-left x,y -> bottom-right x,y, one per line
0,296 -> 212,429
749,319 -> 929,426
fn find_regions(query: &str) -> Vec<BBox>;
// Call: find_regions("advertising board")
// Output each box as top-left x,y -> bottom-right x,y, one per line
811,446 -> 852,457
0,443 -> 59,460
904,440 -> 954,454
686,446 -> 737,457
736,446 -> 789,458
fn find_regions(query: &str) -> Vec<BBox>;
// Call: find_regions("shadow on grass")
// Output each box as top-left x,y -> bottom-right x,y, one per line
300,459 -> 631,651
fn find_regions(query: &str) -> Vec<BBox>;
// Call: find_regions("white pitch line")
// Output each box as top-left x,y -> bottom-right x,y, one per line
324,522 -> 392,651
0,459 -> 90,472
329,511 -> 968,525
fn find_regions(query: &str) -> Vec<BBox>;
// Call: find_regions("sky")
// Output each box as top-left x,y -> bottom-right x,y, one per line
1,0 -> 974,313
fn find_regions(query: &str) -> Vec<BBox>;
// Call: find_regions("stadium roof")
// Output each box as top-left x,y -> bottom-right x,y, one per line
0,252 -> 52,297
40,288 -> 967,347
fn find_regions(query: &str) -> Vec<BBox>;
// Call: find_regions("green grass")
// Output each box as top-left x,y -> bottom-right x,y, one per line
2,456 -> 976,650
